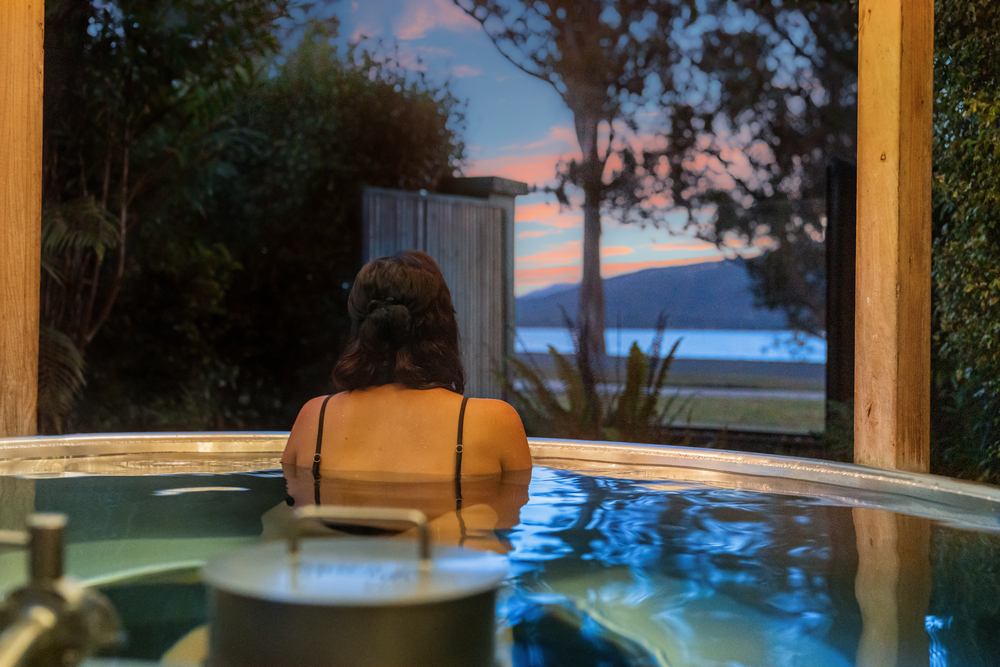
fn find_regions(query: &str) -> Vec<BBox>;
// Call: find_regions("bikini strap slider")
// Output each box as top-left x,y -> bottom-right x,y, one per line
313,453 -> 322,464
456,445 -> 463,453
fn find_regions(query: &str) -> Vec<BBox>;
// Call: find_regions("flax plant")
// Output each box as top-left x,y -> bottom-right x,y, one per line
504,316 -> 691,445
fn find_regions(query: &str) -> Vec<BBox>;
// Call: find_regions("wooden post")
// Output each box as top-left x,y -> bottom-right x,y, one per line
0,0 -> 44,437
855,0 -> 933,472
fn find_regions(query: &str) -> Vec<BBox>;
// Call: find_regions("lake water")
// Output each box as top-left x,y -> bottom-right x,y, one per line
515,328 -> 827,364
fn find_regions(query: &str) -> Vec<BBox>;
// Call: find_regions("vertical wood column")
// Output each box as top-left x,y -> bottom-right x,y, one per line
855,0 -> 933,472
0,0 -> 44,437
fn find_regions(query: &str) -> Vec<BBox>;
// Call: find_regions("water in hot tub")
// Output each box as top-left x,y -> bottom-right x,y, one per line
3,466 -> 998,666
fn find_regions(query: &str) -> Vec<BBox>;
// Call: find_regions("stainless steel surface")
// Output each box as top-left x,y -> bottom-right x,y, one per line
27,515 -> 64,585
208,586 -> 497,667
0,515 -> 121,667
290,506 -> 431,563
203,534 -> 506,606
204,505 -> 506,667
0,433 -> 286,476
0,606 -> 56,667
1,431 -> 999,526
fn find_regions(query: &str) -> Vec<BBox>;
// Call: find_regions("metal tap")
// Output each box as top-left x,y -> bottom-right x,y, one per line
0,514 -> 122,667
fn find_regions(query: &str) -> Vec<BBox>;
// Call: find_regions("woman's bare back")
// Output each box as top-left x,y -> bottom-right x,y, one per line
282,384 -> 531,476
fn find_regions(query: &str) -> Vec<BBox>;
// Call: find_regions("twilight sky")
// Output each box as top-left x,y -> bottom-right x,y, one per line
333,0 -> 758,295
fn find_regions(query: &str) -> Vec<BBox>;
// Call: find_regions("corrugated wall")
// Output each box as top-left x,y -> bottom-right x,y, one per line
362,188 -> 508,399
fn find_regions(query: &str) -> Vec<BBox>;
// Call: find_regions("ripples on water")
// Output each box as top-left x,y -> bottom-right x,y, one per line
505,467 -> 1000,667
9,465 -> 1000,666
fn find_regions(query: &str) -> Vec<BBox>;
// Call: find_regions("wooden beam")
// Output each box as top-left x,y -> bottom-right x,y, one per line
855,0 -> 933,472
0,0 -> 43,437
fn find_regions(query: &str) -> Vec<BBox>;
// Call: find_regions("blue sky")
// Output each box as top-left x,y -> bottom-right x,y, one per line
334,0 -> 760,295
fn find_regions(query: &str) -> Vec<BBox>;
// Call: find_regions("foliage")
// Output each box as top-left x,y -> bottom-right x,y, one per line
39,0 -> 304,431
37,326 -> 86,436
456,0 -> 708,356
74,24 -> 467,431
458,1 -> 855,353
699,1 -> 857,335
504,319 -> 691,443
930,0 -> 1000,483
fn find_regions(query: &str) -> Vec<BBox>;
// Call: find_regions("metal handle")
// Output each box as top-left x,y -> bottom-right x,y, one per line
0,514 -> 65,586
290,506 -> 431,564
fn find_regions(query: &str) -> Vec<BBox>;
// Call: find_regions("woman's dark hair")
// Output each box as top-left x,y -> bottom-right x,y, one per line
333,250 -> 465,394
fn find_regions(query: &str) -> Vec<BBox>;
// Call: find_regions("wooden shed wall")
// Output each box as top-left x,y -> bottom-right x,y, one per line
362,188 -> 509,399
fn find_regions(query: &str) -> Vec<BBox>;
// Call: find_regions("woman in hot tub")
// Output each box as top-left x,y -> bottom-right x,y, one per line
278,250 -> 531,549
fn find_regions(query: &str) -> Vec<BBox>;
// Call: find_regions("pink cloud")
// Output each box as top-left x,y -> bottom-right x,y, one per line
517,229 -> 560,239
394,0 -> 478,40
515,201 -> 580,229
516,253 -> 727,293
466,153 -> 565,186
602,255 -> 723,277
601,245 -> 634,258
515,201 -> 559,222
516,265 -> 583,286
517,240 -> 582,267
450,64 -> 481,78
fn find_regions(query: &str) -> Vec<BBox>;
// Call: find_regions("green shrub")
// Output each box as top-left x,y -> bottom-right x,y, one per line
931,0 -> 1000,482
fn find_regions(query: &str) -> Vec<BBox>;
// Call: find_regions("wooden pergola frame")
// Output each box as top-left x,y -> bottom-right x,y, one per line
0,0 -> 935,474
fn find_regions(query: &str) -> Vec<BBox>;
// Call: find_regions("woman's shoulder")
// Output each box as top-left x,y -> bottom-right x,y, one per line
465,397 -> 521,423
281,393 -> 346,464
465,397 -> 532,471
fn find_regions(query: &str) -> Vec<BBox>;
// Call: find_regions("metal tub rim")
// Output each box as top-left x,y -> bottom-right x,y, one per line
1,432 -> 998,527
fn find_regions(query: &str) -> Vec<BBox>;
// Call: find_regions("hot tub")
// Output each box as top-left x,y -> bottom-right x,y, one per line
1,433 -> 998,666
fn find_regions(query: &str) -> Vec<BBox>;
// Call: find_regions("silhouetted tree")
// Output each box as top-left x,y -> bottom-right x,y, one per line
458,0 -> 855,353
456,0 -> 718,356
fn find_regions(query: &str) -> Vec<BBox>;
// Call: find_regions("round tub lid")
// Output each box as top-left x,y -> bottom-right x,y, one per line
204,538 -> 508,606
205,506 -> 509,607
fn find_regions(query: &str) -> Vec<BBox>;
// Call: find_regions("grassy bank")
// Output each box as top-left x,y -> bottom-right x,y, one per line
680,395 -> 824,432
511,353 -> 826,433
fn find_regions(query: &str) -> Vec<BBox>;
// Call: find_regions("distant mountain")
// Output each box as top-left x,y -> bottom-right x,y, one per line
516,259 -> 789,330
519,282 -> 576,300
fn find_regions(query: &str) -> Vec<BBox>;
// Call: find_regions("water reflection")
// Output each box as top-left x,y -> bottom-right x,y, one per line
853,509 -> 931,667
502,468 -> 1000,667
274,464 -> 530,553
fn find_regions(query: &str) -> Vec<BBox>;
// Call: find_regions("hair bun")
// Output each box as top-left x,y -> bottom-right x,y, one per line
365,299 -> 412,346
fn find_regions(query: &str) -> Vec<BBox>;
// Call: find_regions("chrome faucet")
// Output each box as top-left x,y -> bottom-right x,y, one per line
0,514 -> 122,667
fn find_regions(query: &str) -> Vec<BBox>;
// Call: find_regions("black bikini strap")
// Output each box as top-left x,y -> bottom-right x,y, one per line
313,394 -> 334,480
455,395 -> 469,509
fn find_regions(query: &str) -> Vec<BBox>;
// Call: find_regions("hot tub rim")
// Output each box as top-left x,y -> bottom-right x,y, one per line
1,432 -> 998,515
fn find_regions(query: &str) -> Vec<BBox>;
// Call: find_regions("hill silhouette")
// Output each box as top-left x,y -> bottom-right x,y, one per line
516,259 -> 789,330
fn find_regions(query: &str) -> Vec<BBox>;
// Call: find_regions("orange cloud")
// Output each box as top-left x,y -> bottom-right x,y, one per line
602,255 -> 724,277
517,229 -> 560,239
517,240 -> 582,267
601,245 -> 634,258
466,153 -> 564,186
516,265 -> 583,285
515,201 -> 579,229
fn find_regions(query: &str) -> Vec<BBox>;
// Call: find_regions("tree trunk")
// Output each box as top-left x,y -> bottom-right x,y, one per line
575,112 -> 605,356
